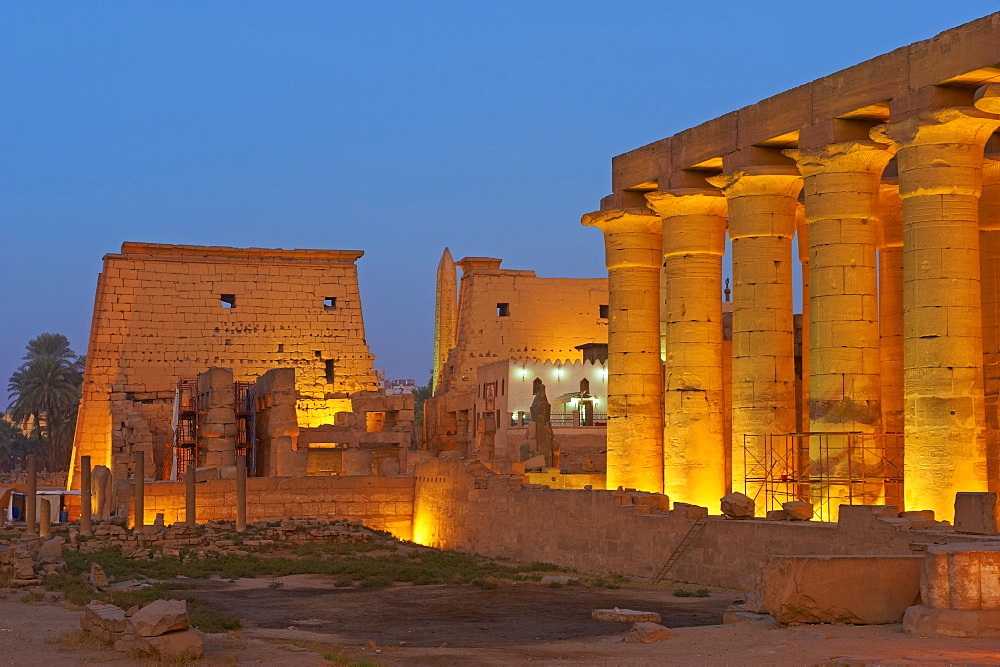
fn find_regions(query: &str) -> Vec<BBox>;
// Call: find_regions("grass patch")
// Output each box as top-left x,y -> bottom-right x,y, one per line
52,630 -> 106,648
322,652 -> 380,666
64,547 -> 566,588
21,591 -> 45,604
674,587 -> 711,598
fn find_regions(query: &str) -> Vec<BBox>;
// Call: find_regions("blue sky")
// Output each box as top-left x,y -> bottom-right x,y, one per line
2,2 -> 997,387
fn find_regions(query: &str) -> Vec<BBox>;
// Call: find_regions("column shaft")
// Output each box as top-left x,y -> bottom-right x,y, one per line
25,454 -> 36,535
582,209 -> 664,493
981,156 -> 1000,491
80,455 -> 92,536
133,451 -> 145,529
878,183 -> 906,508
872,108 -> 1000,518
186,465 -> 197,525
708,168 -> 802,502
647,190 -> 728,507
236,454 -> 247,531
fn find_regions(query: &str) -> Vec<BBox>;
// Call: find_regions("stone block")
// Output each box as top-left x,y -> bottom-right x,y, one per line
782,501 -> 814,521
836,504 -> 897,528
671,502 -> 708,519
954,492 -> 999,535
135,628 -> 204,660
760,555 -> 922,624
904,604 -> 1000,638
624,622 -> 675,643
765,510 -> 788,520
130,599 -> 189,637
721,492 -> 754,519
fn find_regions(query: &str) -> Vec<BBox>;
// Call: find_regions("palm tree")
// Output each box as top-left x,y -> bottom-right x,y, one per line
6,334 -> 83,470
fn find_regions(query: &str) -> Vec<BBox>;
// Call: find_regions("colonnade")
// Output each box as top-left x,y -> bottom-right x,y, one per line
585,84 -> 1000,520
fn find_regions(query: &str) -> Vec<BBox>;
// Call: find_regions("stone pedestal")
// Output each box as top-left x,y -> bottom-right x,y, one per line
904,542 -> 1000,637
582,209 -> 664,493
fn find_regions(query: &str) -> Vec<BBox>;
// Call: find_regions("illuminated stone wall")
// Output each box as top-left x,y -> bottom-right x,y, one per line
411,459 -> 996,590
69,242 -> 379,489
143,475 -> 414,539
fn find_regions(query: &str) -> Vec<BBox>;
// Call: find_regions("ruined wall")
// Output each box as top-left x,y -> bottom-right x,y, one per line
143,475 -> 415,540
70,242 -> 379,488
411,459 -> 994,590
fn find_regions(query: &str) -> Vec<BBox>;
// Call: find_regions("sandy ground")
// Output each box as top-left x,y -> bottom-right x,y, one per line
3,577 -> 1000,665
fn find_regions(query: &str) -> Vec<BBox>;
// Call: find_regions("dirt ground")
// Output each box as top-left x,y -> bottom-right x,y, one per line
3,577 -> 1000,665
188,575 -> 1000,665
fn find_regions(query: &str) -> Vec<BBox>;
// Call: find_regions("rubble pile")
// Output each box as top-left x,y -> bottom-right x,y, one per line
82,598 -> 203,660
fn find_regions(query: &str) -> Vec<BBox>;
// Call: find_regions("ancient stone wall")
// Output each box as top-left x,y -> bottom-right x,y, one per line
426,256 -> 609,452
411,459 -> 997,590
143,475 -> 415,540
70,242 -> 379,489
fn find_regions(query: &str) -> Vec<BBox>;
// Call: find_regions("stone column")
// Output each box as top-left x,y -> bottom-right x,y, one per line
981,155 -> 1000,490
871,105 -> 1000,518
877,182 -> 905,435
795,203 -> 810,434
877,181 -> 906,509
236,453 -> 247,532
786,141 -> 892,432
707,168 -> 802,500
25,454 -> 36,535
80,455 -> 92,536
786,141 -> 894,510
645,189 -> 728,507
186,465 -> 197,526
39,498 -> 51,538
582,208 -> 664,493
133,450 -> 145,529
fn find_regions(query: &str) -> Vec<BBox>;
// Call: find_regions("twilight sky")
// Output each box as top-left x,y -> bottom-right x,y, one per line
1,2 -> 997,389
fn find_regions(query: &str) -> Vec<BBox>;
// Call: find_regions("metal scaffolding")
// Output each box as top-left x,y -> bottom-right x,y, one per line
172,378 -> 199,477
743,431 -> 904,522
234,381 -> 256,476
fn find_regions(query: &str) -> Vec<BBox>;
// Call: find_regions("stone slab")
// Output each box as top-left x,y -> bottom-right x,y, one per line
760,555 -> 922,624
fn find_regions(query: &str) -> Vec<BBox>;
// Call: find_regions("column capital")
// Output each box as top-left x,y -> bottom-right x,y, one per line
581,208 -> 661,235
644,188 -> 726,219
974,83 -> 1000,115
782,140 -> 895,178
582,209 -> 662,271
870,107 -> 1000,149
705,166 -> 802,198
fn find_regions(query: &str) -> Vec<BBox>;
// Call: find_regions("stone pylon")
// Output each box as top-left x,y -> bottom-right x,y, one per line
582,208 -> 664,493
871,101 -> 1000,519
707,167 -> 802,501
432,247 -> 457,394
646,189 -> 728,508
